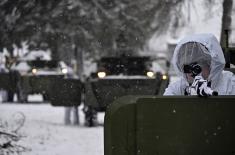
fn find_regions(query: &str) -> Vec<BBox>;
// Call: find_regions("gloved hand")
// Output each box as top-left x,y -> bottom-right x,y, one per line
186,75 -> 218,96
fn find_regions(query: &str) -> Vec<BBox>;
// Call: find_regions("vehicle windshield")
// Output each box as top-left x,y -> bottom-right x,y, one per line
98,57 -> 151,75
28,60 -> 59,69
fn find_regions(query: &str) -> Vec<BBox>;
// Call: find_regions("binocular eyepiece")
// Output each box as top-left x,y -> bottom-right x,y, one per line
183,62 -> 202,77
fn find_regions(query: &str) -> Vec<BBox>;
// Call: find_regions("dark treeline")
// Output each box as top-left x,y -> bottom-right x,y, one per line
0,0 -> 232,64
0,0 -> 187,60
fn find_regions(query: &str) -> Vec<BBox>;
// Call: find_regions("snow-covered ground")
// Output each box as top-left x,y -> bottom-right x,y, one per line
1,1 -> 233,155
0,100 -> 104,155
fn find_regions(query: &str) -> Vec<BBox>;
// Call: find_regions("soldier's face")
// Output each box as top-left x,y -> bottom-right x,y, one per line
185,65 -> 210,84
201,65 -> 210,79
185,73 -> 194,84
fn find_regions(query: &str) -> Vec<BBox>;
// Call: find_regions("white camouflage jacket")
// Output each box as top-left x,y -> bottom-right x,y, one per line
164,33 -> 235,95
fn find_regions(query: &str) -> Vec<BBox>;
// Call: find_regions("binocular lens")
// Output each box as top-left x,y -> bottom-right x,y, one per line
183,63 -> 202,76
183,65 -> 191,73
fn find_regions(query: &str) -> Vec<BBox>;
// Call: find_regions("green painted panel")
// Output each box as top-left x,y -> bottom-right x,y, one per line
104,96 -> 235,155
91,79 -> 162,108
19,75 -> 64,94
0,73 -> 12,90
104,96 -> 139,155
0,72 -> 18,91
136,96 -> 235,155
49,78 -> 82,106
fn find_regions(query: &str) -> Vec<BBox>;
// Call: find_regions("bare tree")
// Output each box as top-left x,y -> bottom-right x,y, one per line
0,112 -> 29,154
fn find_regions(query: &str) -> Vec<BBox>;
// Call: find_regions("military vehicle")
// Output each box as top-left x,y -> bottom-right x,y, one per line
83,55 -> 170,126
0,50 -> 75,103
12,59 -> 68,102
14,51 -> 83,106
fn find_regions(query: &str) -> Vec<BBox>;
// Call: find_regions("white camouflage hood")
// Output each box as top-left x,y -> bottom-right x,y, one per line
172,33 -> 225,89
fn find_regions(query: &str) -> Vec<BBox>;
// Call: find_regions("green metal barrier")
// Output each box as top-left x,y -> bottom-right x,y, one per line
19,74 -> 64,95
50,78 -> 82,106
104,96 -> 235,155
0,71 -> 18,91
0,72 -> 12,90
87,78 -> 164,110
0,71 -> 19,101
16,74 -> 65,102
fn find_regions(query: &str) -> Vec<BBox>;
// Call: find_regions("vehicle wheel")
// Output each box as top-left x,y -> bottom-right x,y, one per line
83,105 -> 98,127
7,91 -> 14,102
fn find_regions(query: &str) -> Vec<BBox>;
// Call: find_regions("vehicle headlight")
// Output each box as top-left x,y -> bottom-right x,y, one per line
162,74 -> 168,80
146,71 -> 155,78
97,72 -> 106,78
61,68 -> 68,74
32,68 -> 37,74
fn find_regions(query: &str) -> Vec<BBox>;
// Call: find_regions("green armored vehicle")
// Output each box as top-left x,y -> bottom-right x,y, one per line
10,51 -> 71,102
13,59 -> 68,102
83,55 -> 170,126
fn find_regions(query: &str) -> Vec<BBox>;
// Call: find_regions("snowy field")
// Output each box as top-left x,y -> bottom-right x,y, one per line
0,100 -> 104,155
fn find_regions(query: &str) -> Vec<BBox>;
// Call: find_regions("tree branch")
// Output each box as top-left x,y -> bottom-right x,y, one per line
0,130 -> 18,138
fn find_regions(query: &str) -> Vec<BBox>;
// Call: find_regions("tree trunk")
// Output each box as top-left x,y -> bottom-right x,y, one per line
76,47 -> 84,81
220,0 -> 233,47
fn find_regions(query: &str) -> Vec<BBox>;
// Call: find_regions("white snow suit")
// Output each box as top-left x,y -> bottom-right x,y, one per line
164,33 -> 235,95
